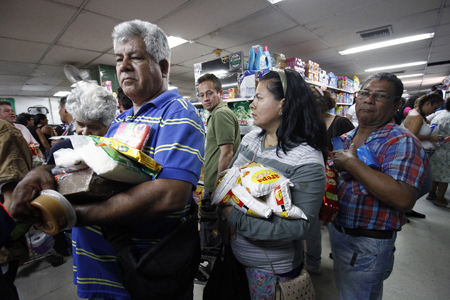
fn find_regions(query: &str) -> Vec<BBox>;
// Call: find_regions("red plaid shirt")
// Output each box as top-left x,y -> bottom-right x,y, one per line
335,120 -> 427,230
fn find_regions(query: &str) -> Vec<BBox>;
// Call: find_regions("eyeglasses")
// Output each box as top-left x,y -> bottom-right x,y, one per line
356,90 -> 399,102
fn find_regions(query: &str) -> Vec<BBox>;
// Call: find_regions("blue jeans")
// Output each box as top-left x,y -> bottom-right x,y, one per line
328,223 -> 396,300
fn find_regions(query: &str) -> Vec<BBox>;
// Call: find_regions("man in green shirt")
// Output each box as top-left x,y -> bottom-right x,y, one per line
197,73 -> 240,248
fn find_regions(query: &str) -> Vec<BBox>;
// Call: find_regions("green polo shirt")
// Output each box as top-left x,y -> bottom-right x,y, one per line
204,101 -> 240,191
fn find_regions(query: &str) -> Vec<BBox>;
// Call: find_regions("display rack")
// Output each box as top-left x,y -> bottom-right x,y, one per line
191,97 -> 252,107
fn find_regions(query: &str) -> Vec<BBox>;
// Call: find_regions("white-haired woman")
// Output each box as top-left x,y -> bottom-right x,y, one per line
46,83 -> 129,300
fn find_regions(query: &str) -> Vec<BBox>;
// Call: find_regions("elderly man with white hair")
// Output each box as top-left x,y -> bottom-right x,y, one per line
11,20 -> 205,300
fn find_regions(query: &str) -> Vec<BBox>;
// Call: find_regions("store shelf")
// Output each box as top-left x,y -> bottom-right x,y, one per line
306,80 -> 355,94
192,97 -> 252,107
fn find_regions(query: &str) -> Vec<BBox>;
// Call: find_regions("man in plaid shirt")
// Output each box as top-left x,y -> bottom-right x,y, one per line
329,73 -> 427,300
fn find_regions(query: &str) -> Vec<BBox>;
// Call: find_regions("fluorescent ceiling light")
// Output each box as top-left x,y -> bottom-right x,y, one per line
365,61 -> 427,72
339,33 -> 434,55
267,0 -> 285,3
53,91 -> 70,97
167,36 -> 188,48
168,86 -> 178,90
402,80 -> 422,84
397,74 -> 423,79
222,83 -> 238,88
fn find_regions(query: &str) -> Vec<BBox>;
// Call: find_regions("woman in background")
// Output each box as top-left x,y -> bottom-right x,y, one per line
427,98 -> 450,207
346,98 -> 358,127
17,113 -> 51,157
33,113 -> 56,154
47,83 -> 130,300
304,85 -> 354,274
402,92 -> 444,218
219,69 -> 327,300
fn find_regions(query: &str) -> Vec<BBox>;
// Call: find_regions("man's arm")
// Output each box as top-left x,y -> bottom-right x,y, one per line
332,144 -> 418,212
214,143 -> 235,187
73,179 -> 192,226
10,166 -> 193,226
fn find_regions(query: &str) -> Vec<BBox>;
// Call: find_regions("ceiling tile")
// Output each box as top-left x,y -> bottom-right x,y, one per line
303,1 -> 442,37
195,7 -> 297,49
279,0 -> 376,25
0,75 -> 29,85
26,77 -> 65,86
226,26 -> 315,55
156,0 -> 271,40
0,0 -> 78,43
0,38 -> 49,64
84,0 -> 188,24
41,45 -> 103,66
170,65 -> 193,76
86,54 -> 116,67
274,38 -> 330,58
57,10 -> 119,52
171,43 -> 217,65
0,61 -> 37,77
31,65 -> 67,78
22,84 -> 55,92
0,85 -> 26,93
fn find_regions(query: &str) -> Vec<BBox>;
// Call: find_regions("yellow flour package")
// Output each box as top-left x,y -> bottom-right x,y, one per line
211,167 -> 241,205
228,185 -> 272,218
240,163 -> 287,197
265,180 -> 308,219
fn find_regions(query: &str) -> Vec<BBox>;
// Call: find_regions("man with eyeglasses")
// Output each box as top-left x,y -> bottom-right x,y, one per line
329,73 -> 428,300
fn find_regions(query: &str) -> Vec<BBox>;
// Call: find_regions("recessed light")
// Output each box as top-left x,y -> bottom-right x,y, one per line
266,0 -> 285,3
397,74 -> 423,79
339,33 -> 434,55
53,91 -> 71,97
365,61 -> 427,72
167,36 -> 188,48
402,80 -> 422,84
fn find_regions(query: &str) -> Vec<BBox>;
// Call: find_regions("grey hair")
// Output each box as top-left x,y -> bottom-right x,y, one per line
112,19 -> 171,69
66,83 -> 117,127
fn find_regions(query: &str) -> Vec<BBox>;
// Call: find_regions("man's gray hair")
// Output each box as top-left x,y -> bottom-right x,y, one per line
112,19 -> 171,69
66,83 -> 117,127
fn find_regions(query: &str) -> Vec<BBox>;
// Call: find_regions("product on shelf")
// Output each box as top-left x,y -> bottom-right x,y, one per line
285,57 -> 305,77
305,60 -> 320,82
328,72 -> 338,88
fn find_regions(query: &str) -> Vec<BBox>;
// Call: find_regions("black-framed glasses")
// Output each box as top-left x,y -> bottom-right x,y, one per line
356,90 -> 399,102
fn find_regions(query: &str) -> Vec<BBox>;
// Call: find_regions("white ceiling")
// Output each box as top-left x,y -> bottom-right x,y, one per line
0,0 -> 449,98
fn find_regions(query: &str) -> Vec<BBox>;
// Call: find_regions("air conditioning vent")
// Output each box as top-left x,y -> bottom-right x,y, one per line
358,25 -> 393,41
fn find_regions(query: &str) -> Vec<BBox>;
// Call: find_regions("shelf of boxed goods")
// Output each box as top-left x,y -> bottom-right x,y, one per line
191,97 -> 252,107
305,80 -> 355,106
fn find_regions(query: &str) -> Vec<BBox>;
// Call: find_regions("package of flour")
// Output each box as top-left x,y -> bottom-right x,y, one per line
70,136 -> 152,184
265,180 -> 308,219
229,185 -> 272,218
240,163 -> 287,197
53,148 -> 88,170
211,167 -> 241,205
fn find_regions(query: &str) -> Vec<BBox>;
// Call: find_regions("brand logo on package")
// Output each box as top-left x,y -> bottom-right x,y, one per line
251,170 -> 280,184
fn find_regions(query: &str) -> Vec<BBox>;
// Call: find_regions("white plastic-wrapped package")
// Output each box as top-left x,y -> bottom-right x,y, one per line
211,167 -> 241,205
54,148 -> 88,170
265,180 -> 308,220
229,185 -> 272,218
70,136 -> 152,184
240,162 -> 288,197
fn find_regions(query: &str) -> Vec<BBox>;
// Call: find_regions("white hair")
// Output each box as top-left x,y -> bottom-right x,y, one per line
112,19 -> 171,70
66,83 -> 117,127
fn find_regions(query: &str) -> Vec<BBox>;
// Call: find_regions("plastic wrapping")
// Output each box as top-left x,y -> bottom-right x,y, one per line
70,136 -> 152,184
112,122 -> 150,151
212,167 -> 241,205
54,168 -> 133,204
240,162 -> 287,197
265,180 -> 307,219
229,186 -> 272,218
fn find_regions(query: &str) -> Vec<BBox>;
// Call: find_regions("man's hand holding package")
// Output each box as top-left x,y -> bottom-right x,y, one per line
10,165 -> 55,224
331,143 -> 358,172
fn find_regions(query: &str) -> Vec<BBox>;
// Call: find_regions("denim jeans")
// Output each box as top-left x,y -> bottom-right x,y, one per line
328,223 -> 396,300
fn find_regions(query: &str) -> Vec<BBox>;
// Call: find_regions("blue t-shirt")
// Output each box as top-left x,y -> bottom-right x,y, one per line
51,89 -> 205,299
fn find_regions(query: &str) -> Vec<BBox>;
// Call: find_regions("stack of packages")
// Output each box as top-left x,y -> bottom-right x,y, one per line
211,162 -> 307,220
285,57 -> 305,78
54,123 -> 162,204
305,60 -> 320,83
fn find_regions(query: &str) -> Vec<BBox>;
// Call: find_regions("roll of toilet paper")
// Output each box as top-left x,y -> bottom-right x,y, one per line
31,231 -> 55,255
31,190 -> 77,236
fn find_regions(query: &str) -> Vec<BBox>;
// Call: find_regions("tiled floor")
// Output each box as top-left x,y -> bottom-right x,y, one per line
14,190 -> 450,300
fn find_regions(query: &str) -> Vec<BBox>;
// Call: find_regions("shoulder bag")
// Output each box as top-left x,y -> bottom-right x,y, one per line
263,249 -> 316,300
